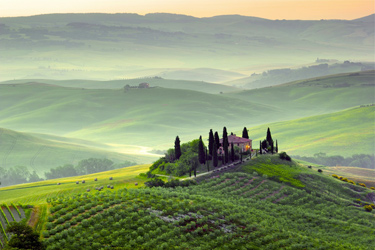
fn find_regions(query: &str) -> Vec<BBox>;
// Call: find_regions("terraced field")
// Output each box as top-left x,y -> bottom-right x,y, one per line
41,170 -> 375,250
0,205 -> 28,248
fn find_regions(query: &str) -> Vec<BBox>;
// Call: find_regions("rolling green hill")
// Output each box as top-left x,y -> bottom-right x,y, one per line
226,70 -> 375,120
0,155 -> 374,249
1,78 -> 237,94
0,127 -> 157,175
245,105 -> 375,156
226,61 -> 374,89
0,83 -> 278,149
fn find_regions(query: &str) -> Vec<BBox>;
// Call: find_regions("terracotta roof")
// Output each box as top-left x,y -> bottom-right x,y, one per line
219,135 -> 252,144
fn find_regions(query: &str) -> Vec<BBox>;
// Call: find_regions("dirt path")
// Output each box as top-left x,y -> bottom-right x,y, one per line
28,207 -> 40,228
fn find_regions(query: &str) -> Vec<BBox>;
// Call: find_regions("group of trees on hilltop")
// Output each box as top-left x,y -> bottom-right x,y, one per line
44,158 -> 137,179
259,127 -> 278,155
149,126 -> 248,177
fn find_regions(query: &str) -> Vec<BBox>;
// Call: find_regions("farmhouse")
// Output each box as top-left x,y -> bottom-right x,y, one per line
219,134 -> 252,153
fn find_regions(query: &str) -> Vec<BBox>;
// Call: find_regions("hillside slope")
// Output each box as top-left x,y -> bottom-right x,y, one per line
0,127 -> 155,174
0,83 -> 278,148
1,155 -> 374,249
245,105 -> 375,156
226,70 -> 375,120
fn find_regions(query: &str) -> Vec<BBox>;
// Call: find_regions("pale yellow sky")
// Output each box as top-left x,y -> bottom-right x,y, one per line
0,0 -> 374,19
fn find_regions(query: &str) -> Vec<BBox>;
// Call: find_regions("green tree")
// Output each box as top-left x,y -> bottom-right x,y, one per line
5,221 -> 45,250
174,136 -> 181,160
28,171 -> 43,183
212,141 -> 218,168
208,129 -> 214,156
275,140 -> 278,153
223,136 -> 229,164
214,131 -> 220,148
242,127 -> 249,139
231,143 -> 235,162
198,136 -> 206,165
266,127 -> 273,147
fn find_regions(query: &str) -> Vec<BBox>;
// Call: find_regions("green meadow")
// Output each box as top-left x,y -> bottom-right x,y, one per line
245,105 -> 375,156
0,164 -> 151,205
0,127 -> 157,174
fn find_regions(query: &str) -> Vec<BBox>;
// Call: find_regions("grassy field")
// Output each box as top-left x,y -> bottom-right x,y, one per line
0,83 -> 276,149
244,105 -> 375,156
321,166 -> 375,188
2,154 -> 373,249
0,127 -> 156,174
0,164 -> 152,206
226,70 -> 375,121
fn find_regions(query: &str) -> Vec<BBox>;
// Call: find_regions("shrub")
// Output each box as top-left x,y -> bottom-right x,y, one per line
364,205 -> 373,212
341,177 -> 348,182
332,174 -> 338,178
359,183 -> 366,187
371,187 -> 375,190
318,169 -> 323,173
279,152 -> 291,161
348,180 -> 355,185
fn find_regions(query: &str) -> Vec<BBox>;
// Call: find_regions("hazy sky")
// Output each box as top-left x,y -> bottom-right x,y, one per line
0,0 -> 373,19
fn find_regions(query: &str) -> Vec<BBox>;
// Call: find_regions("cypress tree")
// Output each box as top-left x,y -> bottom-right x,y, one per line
208,129 -> 214,156
223,127 -> 228,140
198,136 -> 206,164
206,148 -> 210,172
231,143 -> 235,162
214,131 -> 220,147
276,140 -> 278,153
213,141 -> 218,168
223,136 -> 229,164
174,136 -> 181,160
266,127 -> 273,147
242,127 -> 249,139
259,140 -> 262,155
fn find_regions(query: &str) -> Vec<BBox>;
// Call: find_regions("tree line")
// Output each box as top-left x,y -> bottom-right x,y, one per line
0,158 -> 137,187
148,126 -> 249,177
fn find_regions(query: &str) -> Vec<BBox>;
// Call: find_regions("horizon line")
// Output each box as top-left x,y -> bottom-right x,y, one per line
0,12 -> 374,21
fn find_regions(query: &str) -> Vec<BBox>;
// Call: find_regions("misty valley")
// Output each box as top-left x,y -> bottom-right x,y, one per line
0,12 -> 374,250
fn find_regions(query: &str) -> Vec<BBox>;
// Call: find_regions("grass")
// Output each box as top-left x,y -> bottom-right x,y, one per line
320,166 -> 375,188
0,127 -> 154,175
226,70 -> 375,123
244,105 -> 375,156
0,83 -> 274,149
240,154 -> 306,187
0,164 -> 151,205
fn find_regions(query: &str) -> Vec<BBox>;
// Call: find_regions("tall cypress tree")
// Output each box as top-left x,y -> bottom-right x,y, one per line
198,136 -> 206,164
174,136 -> 181,160
223,136 -> 229,164
214,131 -> 220,147
266,127 -> 273,147
242,127 -> 249,139
208,129 -> 214,156
212,141 -> 218,168
223,126 -> 228,140
259,140 -> 262,155
276,140 -> 278,153
231,143 -> 235,162
206,148 -> 210,172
